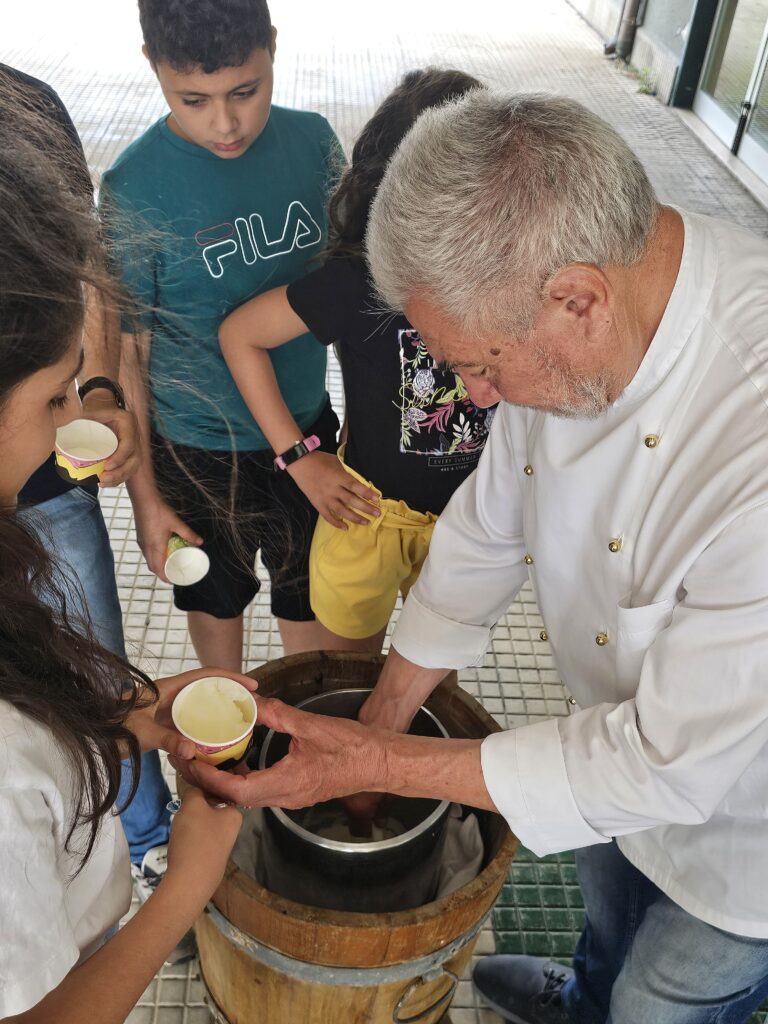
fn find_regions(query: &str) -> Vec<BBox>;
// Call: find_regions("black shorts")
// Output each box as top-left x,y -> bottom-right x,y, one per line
151,400 -> 339,620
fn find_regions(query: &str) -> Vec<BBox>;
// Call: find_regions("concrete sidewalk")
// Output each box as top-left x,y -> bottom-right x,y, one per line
4,1 -> 768,1021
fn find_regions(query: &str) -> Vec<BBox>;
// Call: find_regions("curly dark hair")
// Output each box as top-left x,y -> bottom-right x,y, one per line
326,68 -> 483,262
0,70 -> 155,869
139,0 -> 273,73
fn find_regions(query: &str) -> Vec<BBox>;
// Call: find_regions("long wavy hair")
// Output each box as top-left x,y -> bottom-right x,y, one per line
325,68 -> 483,262
0,69 -> 155,867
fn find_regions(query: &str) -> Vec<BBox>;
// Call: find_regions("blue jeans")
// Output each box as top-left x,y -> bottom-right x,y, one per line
562,841 -> 768,1024
20,487 -> 171,863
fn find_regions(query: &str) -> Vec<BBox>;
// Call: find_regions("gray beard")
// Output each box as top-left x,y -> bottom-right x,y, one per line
533,344 -> 623,420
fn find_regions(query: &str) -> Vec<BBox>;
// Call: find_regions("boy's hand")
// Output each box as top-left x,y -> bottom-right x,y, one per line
80,391 -> 142,486
289,451 -> 380,529
165,785 -> 242,902
126,667 -> 258,757
133,493 -> 203,582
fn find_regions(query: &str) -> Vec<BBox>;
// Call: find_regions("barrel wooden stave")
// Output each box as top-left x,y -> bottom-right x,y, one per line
197,907 -> 478,1024
196,652 -> 517,1022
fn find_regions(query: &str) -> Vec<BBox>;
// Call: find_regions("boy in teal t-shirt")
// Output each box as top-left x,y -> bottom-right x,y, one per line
103,0 -> 343,669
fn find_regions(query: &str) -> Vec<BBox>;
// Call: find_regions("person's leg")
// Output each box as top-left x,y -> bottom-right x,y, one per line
609,888 -> 768,1024
187,609 -> 244,671
152,436 -> 259,674
561,841 -> 658,1023
473,841 -> 656,1024
276,616 -> 386,654
20,487 -> 171,864
21,486 -> 126,654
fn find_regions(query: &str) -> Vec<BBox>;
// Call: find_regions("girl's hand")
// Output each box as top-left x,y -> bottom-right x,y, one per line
165,785 -> 242,901
289,451 -> 380,529
126,668 -> 258,759
132,493 -> 202,581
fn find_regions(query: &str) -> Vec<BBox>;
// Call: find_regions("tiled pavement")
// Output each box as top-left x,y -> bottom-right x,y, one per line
5,0 -> 768,1021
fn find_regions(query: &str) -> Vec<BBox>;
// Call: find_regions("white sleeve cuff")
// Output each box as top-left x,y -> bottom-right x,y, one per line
392,593 -> 494,669
481,719 -> 609,856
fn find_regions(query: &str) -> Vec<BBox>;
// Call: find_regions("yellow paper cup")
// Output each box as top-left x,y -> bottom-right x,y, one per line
165,534 -> 210,586
171,676 -> 257,766
54,419 -> 118,483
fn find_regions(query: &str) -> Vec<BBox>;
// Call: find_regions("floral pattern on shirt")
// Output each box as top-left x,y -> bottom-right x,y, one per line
397,329 -> 492,455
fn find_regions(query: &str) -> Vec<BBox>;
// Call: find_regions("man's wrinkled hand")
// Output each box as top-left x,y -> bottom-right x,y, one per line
170,696 -> 389,809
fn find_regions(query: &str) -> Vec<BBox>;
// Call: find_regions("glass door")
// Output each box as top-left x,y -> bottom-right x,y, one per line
739,48 -> 768,177
693,0 -> 768,181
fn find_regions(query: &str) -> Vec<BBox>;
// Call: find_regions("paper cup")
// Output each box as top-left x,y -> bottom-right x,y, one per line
54,419 -> 118,483
172,676 -> 257,766
165,534 -> 210,586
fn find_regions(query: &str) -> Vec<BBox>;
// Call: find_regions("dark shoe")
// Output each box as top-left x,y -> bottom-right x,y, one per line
472,955 -> 573,1024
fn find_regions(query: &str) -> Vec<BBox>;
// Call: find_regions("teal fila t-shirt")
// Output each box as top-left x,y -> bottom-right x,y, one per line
101,106 -> 342,451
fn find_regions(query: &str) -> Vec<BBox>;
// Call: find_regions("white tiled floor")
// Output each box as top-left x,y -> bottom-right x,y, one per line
5,0 -> 768,1019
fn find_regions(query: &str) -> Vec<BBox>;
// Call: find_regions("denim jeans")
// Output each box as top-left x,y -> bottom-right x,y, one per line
562,841 -> 768,1024
20,486 -> 171,863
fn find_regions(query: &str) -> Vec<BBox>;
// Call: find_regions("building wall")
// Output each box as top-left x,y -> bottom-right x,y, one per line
632,28 -> 683,102
567,0 -> 701,104
642,0 -> 697,58
566,0 -> 622,42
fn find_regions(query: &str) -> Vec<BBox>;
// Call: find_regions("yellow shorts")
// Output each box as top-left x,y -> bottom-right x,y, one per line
309,453 -> 437,639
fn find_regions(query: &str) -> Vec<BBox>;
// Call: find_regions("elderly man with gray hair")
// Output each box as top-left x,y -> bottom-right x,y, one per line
176,92 -> 768,1023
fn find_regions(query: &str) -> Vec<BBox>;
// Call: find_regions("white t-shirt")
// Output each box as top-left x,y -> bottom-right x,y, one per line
0,700 -> 132,1017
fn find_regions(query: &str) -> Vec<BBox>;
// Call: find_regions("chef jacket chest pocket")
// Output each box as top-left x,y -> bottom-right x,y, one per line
614,598 -> 675,699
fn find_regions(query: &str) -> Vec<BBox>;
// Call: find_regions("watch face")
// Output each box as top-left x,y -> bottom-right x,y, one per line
285,441 -> 306,465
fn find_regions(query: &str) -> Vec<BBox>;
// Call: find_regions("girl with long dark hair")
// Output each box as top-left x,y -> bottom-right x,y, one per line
0,85 -> 251,1024
219,69 -> 494,651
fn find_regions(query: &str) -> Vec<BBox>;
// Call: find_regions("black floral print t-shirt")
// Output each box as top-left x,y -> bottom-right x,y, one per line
286,257 -> 494,514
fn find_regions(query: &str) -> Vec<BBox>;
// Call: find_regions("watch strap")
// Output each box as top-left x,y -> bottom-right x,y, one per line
77,376 -> 127,410
274,434 -> 321,471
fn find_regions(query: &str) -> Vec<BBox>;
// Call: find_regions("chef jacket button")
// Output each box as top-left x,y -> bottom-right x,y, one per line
523,464 -> 534,476
524,554 -> 534,565
595,632 -> 609,646
568,696 -> 577,706
644,434 -> 660,449
608,538 -> 622,553
539,629 -> 548,641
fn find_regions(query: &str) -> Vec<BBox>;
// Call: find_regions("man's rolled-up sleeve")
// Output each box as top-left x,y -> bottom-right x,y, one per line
392,404 -> 529,669
485,501 -> 768,855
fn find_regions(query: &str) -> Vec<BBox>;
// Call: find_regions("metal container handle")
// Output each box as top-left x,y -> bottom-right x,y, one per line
392,967 -> 458,1023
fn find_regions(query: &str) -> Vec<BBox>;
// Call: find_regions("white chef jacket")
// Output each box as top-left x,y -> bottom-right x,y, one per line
392,209 -> 768,937
0,700 -> 132,1017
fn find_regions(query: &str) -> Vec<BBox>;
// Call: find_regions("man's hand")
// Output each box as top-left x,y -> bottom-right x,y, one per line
126,667 -> 258,758
81,391 -> 142,486
171,696 -> 389,808
289,451 -> 380,529
132,492 -> 203,582
170,694 -> 496,814
357,648 -> 450,734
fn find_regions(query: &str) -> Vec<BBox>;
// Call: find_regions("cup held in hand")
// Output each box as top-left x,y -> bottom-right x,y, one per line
54,419 -> 119,484
171,676 -> 258,766
165,534 -> 210,586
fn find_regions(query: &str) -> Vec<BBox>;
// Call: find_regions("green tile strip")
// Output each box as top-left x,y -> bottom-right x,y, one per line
492,848 -> 767,1023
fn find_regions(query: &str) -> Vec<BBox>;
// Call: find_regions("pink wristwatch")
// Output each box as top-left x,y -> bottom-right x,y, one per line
273,434 -> 321,471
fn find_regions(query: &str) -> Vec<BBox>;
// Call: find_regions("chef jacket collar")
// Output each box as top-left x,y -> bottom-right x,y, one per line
612,208 -> 718,410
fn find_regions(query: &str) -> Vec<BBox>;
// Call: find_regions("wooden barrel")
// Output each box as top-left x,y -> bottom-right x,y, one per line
195,651 -> 518,1024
